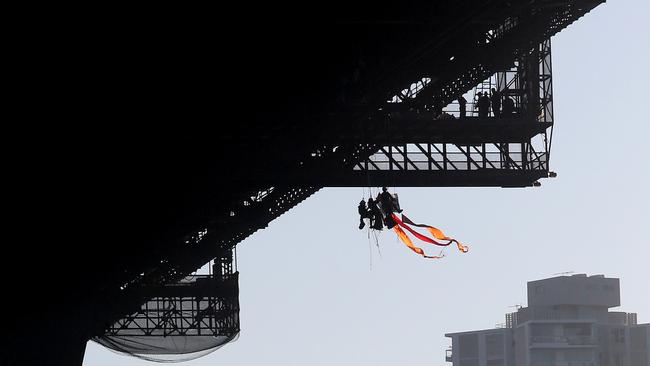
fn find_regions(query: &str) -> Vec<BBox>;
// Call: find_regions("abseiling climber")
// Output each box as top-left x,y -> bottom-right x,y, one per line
377,186 -> 402,229
358,199 -> 368,229
357,188 -> 469,259
367,197 -> 384,230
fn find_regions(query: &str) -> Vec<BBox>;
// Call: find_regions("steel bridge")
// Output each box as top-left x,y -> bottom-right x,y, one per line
3,1 -> 607,365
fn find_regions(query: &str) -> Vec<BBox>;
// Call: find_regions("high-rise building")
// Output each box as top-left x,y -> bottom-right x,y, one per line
445,274 -> 649,366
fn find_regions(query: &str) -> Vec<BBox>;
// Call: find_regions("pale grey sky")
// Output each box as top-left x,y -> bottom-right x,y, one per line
84,1 -> 650,365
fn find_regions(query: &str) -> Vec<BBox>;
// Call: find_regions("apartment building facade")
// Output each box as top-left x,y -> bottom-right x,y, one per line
445,274 -> 649,366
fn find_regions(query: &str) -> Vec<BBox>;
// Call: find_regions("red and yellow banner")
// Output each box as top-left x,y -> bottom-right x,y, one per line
390,213 -> 469,258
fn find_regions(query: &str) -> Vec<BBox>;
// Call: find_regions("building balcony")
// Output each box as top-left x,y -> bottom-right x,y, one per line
530,335 -> 598,348
445,349 -> 452,362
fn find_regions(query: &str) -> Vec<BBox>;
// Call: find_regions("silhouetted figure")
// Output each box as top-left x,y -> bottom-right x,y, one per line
357,199 -> 368,229
377,186 -> 402,216
457,95 -> 467,118
490,88 -> 501,118
477,92 -> 490,118
377,187 -> 393,216
367,198 -> 383,230
502,95 -> 515,116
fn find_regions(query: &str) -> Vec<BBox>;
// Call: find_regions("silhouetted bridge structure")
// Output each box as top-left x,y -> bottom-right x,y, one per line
3,1 -> 606,365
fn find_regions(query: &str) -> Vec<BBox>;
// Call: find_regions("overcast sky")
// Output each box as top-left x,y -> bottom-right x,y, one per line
84,1 -> 650,365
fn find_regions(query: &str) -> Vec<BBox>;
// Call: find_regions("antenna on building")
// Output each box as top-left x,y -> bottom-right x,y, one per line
552,271 -> 574,276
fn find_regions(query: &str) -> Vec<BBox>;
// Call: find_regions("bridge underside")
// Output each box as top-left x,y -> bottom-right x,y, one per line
299,170 -> 548,188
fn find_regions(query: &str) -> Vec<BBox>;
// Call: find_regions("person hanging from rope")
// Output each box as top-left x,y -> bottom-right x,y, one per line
357,190 -> 470,260
358,199 -> 369,230
367,198 -> 384,230
377,187 -> 402,215
376,187 -> 402,229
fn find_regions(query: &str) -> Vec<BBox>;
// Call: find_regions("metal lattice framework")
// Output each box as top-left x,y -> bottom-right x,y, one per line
97,1 -> 605,350
103,250 -> 239,339
357,142 -> 547,173
353,38 -> 554,188
106,291 -> 238,337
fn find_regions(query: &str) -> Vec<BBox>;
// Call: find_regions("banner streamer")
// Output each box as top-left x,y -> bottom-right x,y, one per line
391,213 -> 452,247
392,226 -> 444,259
400,214 -> 469,253
389,213 -> 469,257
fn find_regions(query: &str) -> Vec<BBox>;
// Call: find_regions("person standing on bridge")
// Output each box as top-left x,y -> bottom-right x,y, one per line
457,94 -> 467,118
490,88 -> 501,118
477,92 -> 490,118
